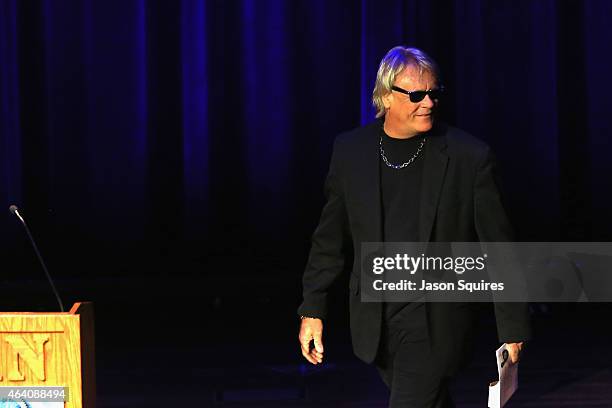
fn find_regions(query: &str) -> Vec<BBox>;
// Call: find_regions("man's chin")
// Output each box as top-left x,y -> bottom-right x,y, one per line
417,120 -> 434,133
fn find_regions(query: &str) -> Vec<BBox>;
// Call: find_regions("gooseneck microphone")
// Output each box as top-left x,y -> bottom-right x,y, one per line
9,205 -> 65,312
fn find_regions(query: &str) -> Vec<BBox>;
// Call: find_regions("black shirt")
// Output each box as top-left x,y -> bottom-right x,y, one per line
379,126 -> 428,338
380,130 -> 425,242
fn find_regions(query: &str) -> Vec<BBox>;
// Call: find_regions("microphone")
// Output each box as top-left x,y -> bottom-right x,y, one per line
9,205 -> 65,312
9,204 -> 23,223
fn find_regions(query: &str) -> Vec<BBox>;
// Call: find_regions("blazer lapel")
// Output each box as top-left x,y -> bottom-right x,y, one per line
419,125 -> 449,242
356,123 -> 383,242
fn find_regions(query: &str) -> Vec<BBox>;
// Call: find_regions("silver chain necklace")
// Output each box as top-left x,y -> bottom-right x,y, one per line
379,135 -> 426,169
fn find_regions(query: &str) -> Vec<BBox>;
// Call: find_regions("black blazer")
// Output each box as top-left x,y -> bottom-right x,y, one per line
298,119 -> 531,368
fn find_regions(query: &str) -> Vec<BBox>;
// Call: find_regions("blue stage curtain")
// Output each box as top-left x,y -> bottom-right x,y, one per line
1,0 -> 611,279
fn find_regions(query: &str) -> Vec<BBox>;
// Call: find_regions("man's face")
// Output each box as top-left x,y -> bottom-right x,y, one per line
383,65 -> 438,137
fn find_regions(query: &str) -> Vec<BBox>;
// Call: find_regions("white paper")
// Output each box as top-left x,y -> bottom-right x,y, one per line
487,343 -> 518,408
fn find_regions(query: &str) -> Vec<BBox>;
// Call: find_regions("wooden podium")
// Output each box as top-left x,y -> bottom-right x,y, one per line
0,302 -> 95,407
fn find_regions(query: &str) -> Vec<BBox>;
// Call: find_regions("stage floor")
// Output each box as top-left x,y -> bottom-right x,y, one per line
93,303 -> 612,407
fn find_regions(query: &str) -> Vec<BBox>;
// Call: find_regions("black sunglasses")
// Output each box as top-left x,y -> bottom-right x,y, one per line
391,85 -> 444,103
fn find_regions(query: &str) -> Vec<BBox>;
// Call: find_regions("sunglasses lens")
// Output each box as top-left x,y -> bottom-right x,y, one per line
409,90 -> 442,102
429,90 -> 441,100
409,91 -> 427,103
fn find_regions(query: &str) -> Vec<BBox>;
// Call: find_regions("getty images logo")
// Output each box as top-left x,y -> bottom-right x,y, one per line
372,253 -> 488,275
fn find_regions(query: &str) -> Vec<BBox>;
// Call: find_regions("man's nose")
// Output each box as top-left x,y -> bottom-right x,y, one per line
421,94 -> 435,108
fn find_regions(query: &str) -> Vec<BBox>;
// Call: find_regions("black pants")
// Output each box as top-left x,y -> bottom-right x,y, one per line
375,305 -> 456,408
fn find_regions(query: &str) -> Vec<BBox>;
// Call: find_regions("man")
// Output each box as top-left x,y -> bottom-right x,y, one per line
297,46 -> 530,407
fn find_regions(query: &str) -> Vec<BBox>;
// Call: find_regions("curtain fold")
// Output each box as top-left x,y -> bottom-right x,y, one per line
1,0 -> 610,277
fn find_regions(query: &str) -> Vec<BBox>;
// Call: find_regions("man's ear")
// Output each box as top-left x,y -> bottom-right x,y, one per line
382,92 -> 392,110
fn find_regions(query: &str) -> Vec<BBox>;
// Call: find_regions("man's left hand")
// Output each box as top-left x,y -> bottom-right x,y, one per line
506,342 -> 524,364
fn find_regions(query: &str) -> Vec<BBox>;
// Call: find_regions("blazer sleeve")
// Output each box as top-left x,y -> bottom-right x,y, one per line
474,147 -> 532,343
297,138 -> 351,319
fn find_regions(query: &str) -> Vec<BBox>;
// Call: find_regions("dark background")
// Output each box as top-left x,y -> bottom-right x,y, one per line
1,0 -> 611,406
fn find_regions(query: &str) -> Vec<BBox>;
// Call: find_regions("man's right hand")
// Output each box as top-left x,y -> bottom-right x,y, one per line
298,317 -> 324,364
